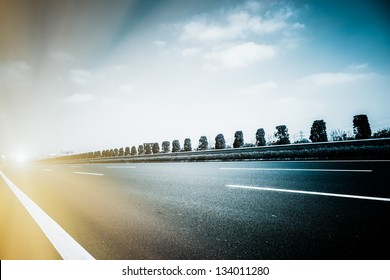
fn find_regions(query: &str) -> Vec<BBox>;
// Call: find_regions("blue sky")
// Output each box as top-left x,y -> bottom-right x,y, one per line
0,0 -> 389,159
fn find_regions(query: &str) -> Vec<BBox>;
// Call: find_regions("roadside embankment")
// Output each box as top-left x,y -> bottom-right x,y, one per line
38,138 -> 390,164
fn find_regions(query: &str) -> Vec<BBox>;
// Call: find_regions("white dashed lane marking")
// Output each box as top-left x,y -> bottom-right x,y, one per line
220,167 -> 372,173
73,172 -> 104,176
106,166 -> 136,169
226,185 -> 390,202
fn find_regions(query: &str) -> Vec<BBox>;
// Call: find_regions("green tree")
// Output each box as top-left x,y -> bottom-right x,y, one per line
162,141 -> 170,153
255,128 -> 266,146
198,136 -> 208,150
233,131 -> 244,148
125,147 -> 130,156
152,143 -> 160,154
131,146 -> 137,156
215,134 -> 226,149
309,120 -> 328,142
138,145 -> 144,155
184,138 -> 192,151
145,144 -> 152,154
172,140 -> 180,152
274,125 -> 290,145
294,138 -> 310,144
94,151 -> 101,158
373,128 -> 390,138
353,114 -> 372,139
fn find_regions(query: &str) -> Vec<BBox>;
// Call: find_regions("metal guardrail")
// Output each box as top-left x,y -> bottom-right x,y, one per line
51,138 -> 390,164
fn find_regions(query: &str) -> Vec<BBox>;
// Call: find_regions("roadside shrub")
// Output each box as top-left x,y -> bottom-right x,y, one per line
138,145 -> 144,155
152,143 -> 160,154
274,125 -> 290,145
184,138 -> 192,151
233,131 -> 244,148
373,128 -> 390,138
353,114 -> 372,139
145,144 -> 152,154
162,141 -> 170,153
215,134 -> 226,149
310,120 -> 328,142
172,140 -> 181,152
198,136 -> 208,150
256,128 -> 266,146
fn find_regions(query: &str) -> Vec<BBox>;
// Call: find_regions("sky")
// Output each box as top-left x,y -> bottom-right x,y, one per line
0,0 -> 389,160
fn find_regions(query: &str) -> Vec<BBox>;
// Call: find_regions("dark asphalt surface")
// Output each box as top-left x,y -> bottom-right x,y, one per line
1,160 -> 389,259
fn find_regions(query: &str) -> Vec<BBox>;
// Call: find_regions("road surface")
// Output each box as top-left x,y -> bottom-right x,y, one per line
1,160 -> 389,259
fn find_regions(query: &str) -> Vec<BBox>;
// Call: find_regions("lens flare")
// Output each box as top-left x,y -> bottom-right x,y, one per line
16,152 -> 26,163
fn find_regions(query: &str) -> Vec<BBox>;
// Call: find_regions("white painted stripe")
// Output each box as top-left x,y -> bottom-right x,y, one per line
253,160 -> 390,163
0,171 -> 95,260
220,167 -> 372,173
106,166 -> 136,169
226,184 -> 390,202
73,172 -> 104,176
218,160 -> 390,164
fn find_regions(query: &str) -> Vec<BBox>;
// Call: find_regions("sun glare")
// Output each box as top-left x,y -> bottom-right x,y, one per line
16,152 -> 26,163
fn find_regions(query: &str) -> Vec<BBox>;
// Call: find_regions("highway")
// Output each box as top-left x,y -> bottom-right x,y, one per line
1,160 -> 390,260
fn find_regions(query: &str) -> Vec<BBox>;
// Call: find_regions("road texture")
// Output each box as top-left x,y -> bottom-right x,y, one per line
1,160 -> 389,259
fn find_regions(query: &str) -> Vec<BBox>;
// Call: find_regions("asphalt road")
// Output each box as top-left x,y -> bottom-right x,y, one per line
1,160 -> 389,259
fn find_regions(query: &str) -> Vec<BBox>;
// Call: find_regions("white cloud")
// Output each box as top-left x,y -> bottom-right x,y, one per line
347,63 -> 368,70
179,12 -> 269,43
180,21 -> 231,43
61,93 -> 95,104
239,81 -> 278,95
204,42 -> 275,68
70,69 -> 94,85
1,61 -> 31,72
242,0 -> 261,12
0,61 -> 32,87
100,97 -> 118,105
277,96 -> 299,105
173,1 -> 303,70
179,3 -> 302,43
153,40 -> 166,47
181,47 -> 201,57
50,50 -> 74,62
298,72 -> 372,87
119,84 -> 133,93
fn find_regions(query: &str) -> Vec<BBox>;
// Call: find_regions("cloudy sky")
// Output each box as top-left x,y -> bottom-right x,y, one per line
0,0 -> 389,159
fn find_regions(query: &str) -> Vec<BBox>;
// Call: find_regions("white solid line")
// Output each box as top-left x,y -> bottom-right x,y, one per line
0,171 -> 95,260
73,172 -> 104,176
226,184 -> 390,202
219,167 -> 372,173
260,160 -> 390,163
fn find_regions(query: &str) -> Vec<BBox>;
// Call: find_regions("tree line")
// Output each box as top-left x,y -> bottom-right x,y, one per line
60,114 -> 390,161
